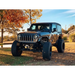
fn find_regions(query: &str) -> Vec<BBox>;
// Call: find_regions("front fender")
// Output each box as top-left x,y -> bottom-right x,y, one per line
38,36 -> 49,42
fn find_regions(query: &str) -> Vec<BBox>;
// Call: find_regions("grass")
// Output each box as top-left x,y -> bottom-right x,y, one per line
0,54 -> 33,65
0,48 -> 33,65
0,43 -> 4,45
0,48 -> 11,51
0,42 -> 75,65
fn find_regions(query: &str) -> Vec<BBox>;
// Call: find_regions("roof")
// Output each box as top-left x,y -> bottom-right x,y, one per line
32,22 -> 61,26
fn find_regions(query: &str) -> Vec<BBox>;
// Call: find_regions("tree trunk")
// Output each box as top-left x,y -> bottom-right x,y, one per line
1,28 -> 3,49
1,15 -> 3,49
1,28 -> 3,43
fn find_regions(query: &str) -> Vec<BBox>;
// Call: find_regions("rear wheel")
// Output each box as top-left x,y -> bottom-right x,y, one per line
42,42 -> 52,60
11,40 -> 22,56
56,39 -> 65,53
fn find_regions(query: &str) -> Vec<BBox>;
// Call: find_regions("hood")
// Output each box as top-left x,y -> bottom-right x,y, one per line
18,31 -> 50,36
19,31 -> 39,34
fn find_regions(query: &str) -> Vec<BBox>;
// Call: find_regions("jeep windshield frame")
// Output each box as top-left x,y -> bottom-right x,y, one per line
29,23 -> 51,32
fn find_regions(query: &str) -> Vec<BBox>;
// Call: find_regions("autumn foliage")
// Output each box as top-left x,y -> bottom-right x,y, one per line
0,9 -> 43,29
68,25 -> 75,31
0,9 -> 42,43
3,10 -> 28,28
24,9 -> 42,25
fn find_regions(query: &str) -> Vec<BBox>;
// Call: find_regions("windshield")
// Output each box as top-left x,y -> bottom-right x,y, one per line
30,24 -> 51,32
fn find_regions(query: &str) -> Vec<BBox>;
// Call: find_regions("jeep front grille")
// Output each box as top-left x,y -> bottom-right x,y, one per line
19,34 -> 34,41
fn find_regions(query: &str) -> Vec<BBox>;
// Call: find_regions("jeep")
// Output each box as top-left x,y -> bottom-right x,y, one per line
11,22 -> 65,60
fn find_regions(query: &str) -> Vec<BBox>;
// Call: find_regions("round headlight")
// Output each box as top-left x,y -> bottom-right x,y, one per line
35,35 -> 38,38
34,34 -> 39,39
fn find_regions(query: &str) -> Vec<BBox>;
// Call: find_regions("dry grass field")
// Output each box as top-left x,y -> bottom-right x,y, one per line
0,42 -> 75,65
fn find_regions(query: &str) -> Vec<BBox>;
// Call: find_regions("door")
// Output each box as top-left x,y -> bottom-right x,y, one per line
57,24 -> 62,40
51,23 -> 58,44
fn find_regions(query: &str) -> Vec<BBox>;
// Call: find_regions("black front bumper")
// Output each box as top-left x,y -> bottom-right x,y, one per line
18,41 -> 43,52
19,41 -> 37,44
20,48 -> 41,52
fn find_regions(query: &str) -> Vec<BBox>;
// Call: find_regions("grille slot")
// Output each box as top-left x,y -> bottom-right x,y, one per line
19,34 -> 34,41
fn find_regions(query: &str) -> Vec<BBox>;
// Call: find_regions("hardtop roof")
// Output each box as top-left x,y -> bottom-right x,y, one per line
32,22 -> 61,26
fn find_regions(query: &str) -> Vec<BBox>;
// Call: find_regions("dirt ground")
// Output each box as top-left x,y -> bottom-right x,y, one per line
0,42 -> 75,65
23,42 -> 75,65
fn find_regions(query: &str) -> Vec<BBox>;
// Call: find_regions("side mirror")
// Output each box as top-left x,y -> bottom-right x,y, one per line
52,28 -> 56,32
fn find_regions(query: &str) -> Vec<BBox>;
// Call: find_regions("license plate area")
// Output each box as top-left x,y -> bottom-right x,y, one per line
24,44 -> 33,49
25,45 -> 29,49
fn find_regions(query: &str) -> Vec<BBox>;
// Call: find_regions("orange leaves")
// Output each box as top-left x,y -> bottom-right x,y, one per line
39,9 -> 42,12
24,9 -> 42,24
0,9 -> 42,29
3,10 -> 28,28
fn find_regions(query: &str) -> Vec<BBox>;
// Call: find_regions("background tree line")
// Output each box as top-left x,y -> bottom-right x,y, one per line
62,25 -> 75,34
62,25 -> 75,42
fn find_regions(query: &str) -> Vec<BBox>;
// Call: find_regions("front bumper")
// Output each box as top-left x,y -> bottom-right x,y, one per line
19,41 -> 37,44
12,40 -> 42,52
17,40 -> 42,52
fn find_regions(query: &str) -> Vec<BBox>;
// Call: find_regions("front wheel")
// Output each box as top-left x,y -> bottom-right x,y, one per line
42,42 -> 52,60
11,40 -> 22,56
56,39 -> 65,53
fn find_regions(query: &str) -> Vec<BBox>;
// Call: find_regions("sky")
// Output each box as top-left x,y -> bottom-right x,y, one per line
1,9 -> 75,36
23,9 -> 75,31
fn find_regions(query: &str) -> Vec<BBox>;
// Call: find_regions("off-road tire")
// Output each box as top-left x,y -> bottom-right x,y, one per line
42,42 -> 52,60
56,39 -> 65,53
11,40 -> 22,56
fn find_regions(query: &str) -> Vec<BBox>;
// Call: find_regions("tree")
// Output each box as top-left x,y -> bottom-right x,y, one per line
3,10 -> 28,27
0,9 -> 28,43
62,28 -> 65,33
62,28 -> 68,34
0,10 -> 3,43
68,25 -> 75,31
24,9 -> 42,25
